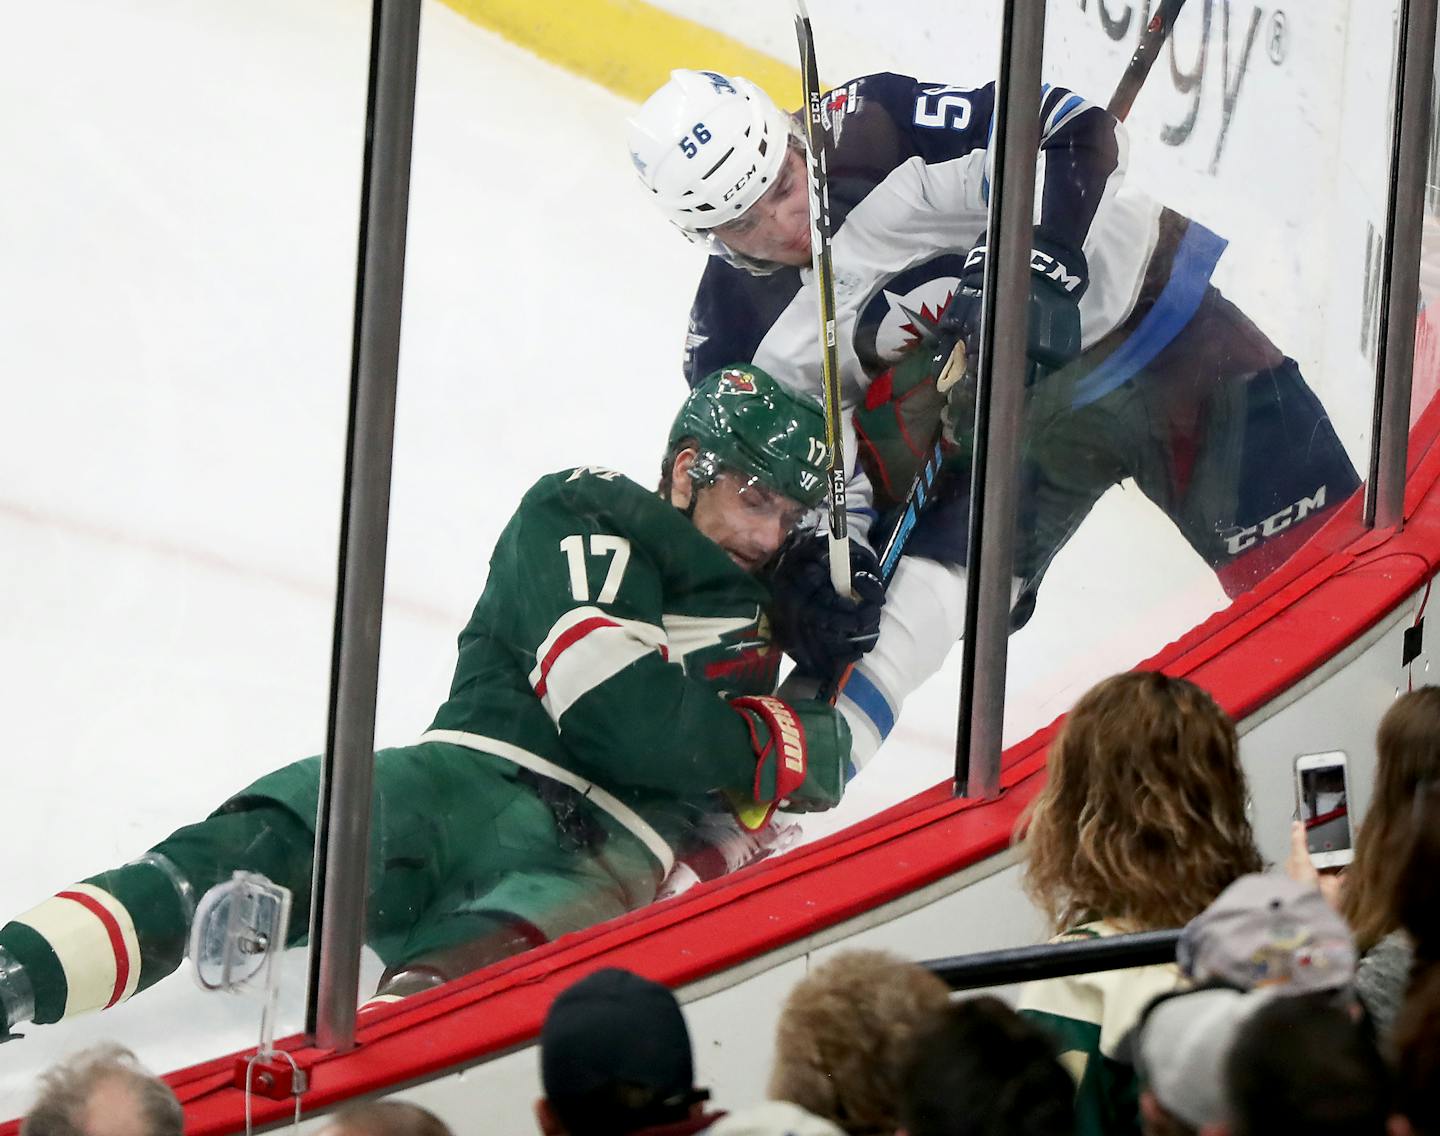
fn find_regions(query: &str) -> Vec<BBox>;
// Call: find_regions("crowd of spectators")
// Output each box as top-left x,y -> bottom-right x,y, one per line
19,674 -> 1440,1136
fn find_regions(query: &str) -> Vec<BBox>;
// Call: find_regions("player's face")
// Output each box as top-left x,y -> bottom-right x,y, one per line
710,147 -> 811,266
670,451 -> 807,571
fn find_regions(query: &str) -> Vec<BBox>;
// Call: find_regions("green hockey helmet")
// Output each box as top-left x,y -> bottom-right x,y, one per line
668,365 -> 830,509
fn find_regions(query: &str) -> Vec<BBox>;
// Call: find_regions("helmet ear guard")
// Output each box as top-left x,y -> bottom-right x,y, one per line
685,448 -> 725,491
667,366 -> 830,510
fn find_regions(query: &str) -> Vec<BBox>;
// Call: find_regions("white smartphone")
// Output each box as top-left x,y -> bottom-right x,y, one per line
1294,751 -> 1355,870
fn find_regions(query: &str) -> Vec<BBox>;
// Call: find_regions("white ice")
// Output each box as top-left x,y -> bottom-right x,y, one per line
0,0 -> 1260,1114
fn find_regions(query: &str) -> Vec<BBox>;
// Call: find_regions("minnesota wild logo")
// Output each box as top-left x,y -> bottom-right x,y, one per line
720,368 -> 758,393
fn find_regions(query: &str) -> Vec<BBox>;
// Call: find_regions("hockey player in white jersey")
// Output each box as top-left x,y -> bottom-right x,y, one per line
627,69 -> 1360,770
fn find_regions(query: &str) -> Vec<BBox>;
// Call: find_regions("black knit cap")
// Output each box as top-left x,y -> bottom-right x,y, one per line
540,968 -> 695,1103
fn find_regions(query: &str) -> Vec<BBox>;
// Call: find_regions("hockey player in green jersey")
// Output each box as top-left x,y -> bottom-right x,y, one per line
0,365 -> 851,1035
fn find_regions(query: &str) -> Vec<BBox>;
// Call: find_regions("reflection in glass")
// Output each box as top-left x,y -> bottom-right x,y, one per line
0,0 -> 371,1111
0,0 -> 1415,1107
0,366 -> 841,1038
1407,19 -> 1440,466
626,8 -> 1382,823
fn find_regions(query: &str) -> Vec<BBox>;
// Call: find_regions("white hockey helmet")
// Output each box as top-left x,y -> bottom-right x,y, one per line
627,69 -> 795,234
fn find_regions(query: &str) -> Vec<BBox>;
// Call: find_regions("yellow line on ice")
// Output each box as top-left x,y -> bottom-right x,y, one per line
436,0 -> 804,108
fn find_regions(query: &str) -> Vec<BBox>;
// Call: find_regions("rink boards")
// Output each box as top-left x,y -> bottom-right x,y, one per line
113,396 -> 1440,1134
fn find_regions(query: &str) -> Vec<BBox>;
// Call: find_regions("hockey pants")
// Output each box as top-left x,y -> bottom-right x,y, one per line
834,285 -> 1360,764
0,742 -> 659,1025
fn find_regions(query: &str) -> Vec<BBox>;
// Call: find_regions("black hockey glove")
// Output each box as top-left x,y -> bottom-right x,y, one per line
934,234 -> 1089,383
768,533 -> 885,678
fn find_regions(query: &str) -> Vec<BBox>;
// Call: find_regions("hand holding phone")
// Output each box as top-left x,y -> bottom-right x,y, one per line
1294,751 -> 1354,870
1286,819 -> 1345,909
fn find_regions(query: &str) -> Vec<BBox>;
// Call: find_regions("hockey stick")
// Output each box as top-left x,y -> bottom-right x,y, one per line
793,0 -> 851,598
1109,0 -> 1188,121
871,0 -> 1188,591
822,0 -> 1188,703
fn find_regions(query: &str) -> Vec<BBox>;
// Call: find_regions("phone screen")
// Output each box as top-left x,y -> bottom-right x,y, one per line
1298,761 -> 1352,855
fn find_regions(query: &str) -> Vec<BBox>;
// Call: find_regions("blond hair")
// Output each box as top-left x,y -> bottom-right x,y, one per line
1342,686 -> 1440,953
22,1043 -> 182,1136
768,950 -> 951,1136
1022,671 -> 1263,933
323,1101 -> 454,1136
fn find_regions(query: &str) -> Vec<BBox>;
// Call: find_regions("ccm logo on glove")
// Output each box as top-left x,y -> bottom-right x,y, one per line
963,244 -> 1085,294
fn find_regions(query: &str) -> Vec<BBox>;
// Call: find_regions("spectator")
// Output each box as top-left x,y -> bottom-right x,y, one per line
707,1103 -> 844,1136
768,949 -> 951,1136
1393,965 -> 1440,1136
897,996 -> 1073,1136
1178,871 -> 1356,995
1224,993 -> 1390,1136
1131,871 -> 1361,1136
1133,987 -> 1273,1136
1287,686 -> 1440,1042
316,1101 -> 453,1136
1393,782 -> 1440,980
21,1043 -> 183,1136
537,968 -> 719,1136
1017,671 -> 1264,1136
1391,784 -> 1440,1136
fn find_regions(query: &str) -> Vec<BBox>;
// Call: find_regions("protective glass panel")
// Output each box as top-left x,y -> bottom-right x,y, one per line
351,3 -> 715,1008
746,2 -> 1391,834
0,0 -> 364,1113
1,0 -> 1412,1117
988,0 -> 1385,744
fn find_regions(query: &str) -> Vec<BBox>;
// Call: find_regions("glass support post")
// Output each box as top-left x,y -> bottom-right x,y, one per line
1366,0 -> 1439,529
305,0 -> 423,1053
955,0 -> 1048,800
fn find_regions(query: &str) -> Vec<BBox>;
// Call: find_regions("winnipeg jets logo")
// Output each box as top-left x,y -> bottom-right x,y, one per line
877,288 -> 956,353
853,254 -> 968,373
822,82 -> 860,143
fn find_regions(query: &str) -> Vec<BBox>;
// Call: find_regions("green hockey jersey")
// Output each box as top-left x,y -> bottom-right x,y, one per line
1018,921 -> 1184,1136
427,465 -> 788,861
0,467 -> 808,1029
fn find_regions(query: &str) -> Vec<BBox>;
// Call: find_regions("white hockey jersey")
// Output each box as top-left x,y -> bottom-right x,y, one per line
683,73 -> 1166,410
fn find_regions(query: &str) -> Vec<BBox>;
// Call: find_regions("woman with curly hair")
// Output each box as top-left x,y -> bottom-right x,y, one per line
1016,670 -> 1263,1136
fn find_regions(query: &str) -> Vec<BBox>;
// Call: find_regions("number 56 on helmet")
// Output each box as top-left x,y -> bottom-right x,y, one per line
627,70 -> 795,235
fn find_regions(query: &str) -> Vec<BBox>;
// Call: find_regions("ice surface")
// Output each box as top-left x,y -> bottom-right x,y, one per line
0,0 -> 1329,1114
